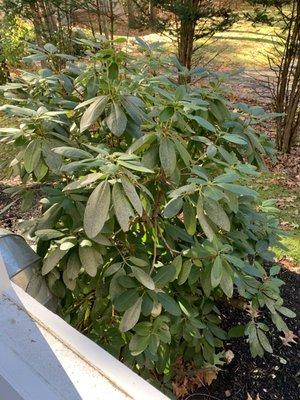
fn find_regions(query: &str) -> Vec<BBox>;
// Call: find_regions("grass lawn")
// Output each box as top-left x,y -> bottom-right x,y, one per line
143,20 -> 279,70
196,21 -> 280,70
251,172 -> 300,264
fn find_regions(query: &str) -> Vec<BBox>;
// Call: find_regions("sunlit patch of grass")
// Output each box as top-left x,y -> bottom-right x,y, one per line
273,233 -> 300,263
251,172 -> 300,263
136,20 -> 280,70
194,21 -> 280,70
251,172 -> 300,227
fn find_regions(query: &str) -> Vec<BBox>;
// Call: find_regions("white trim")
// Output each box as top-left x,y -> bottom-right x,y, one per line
0,340 -> 62,400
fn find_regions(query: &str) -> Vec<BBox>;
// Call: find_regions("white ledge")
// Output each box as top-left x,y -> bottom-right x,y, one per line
0,258 -> 169,400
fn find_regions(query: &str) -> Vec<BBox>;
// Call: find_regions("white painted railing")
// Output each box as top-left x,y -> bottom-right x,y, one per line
0,257 -> 169,400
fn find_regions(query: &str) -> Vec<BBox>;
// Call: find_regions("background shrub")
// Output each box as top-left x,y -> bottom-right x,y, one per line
0,40 -> 295,393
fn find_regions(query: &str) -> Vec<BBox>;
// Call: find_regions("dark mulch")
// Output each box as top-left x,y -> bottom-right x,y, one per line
185,269 -> 300,400
0,182 -> 41,233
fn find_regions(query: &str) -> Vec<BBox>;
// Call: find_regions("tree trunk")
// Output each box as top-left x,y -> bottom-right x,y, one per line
0,59 -> 10,84
178,19 -> 196,83
149,0 -> 157,26
275,0 -> 300,153
126,0 -> 136,28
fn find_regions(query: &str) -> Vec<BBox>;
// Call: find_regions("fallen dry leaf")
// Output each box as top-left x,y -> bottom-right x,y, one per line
246,394 -> 261,400
278,256 -> 300,273
245,302 -> 261,318
172,381 -> 188,398
203,369 -> 218,385
280,330 -> 298,347
171,357 -> 220,397
225,349 -> 235,364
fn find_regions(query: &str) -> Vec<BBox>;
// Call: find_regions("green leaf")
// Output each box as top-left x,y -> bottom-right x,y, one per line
26,274 -> 43,298
277,306 -> 296,318
79,246 -> 103,277
134,321 -> 152,336
163,197 -> 183,218
112,182 -> 135,232
114,288 -> 139,312
118,276 -> 138,288
121,95 -> 146,124
218,183 -> 258,197
220,262 -> 233,297
228,325 -> 245,338
197,196 -> 214,241
271,311 -> 289,332
222,134 -> 248,145
172,255 -> 182,279
117,160 -> 153,173
173,139 -> 191,167
53,146 -> 92,160
106,102 -> 127,136
104,262 -> 122,277
154,264 -> 177,287
24,140 -> 41,173
92,233 -> 112,246
84,181 -> 111,238
129,334 -> 150,356
157,292 -> 181,316
35,229 -> 64,240
66,251 -> 81,280
121,175 -> 143,216
257,329 -> 273,353
44,43 -> 58,53
189,115 -> 216,132
129,257 -> 148,267
204,198 -> 230,232
80,96 -> 108,132
74,97 -> 100,111
178,260 -> 192,285
37,203 -> 62,230
211,255 -> 223,288
131,266 -> 155,290
159,138 -> 176,176
42,142 -> 62,173
224,254 -> 244,269
119,297 -> 143,332
183,201 -> 196,235
34,160 -> 48,181
128,133 -> 156,154
60,241 -> 76,251
108,62 -> 119,80
42,247 -> 67,275
0,104 -> 36,117
159,106 -> 174,122
63,173 -> 103,191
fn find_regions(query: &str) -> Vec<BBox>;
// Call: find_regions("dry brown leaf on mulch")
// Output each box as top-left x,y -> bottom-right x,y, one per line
246,393 -> 261,400
172,357 -> 219,398
266,146 -> 300,187
279,330 -> 298,347
277,256 -> 300,273
224,350 -> 235,364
